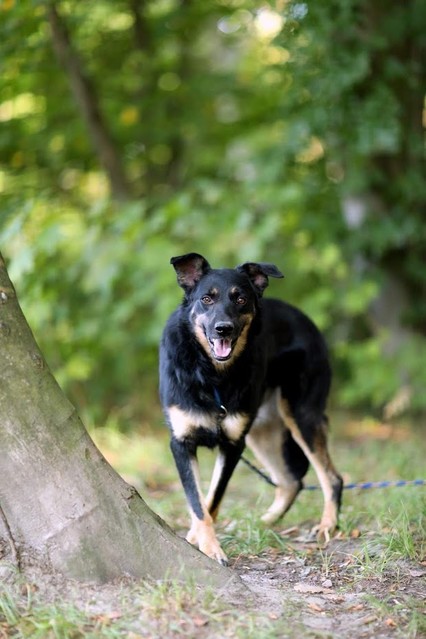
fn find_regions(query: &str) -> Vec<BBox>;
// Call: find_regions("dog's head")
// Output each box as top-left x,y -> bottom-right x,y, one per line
171,253 -> 283,367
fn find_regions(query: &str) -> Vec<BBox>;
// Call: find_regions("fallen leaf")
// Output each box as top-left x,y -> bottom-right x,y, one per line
294,583 -> 334,594
308,602 -> 324,612
385,618 -> 397,628
294,583 -> 323,594
350,528 -> 361,538
323,594 -> 345,602
348,603 -> 364,612
279,526 -> 299,536
360,615 -> 377,625
91,611 -> 122,625
20,583 -> 38,595
193,616 -> 209,627
334,530 -> 346,540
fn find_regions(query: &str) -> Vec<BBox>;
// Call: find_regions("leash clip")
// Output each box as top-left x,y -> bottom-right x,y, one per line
213,386 -> 227,419
218,403 -> 228,418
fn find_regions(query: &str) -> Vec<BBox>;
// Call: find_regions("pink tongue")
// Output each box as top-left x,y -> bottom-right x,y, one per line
213,338 -> 232,358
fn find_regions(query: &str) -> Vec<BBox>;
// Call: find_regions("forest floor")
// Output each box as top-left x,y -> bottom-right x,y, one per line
1,528 -> 425,639
1,415 -> 425,638
233,530 -> 426,639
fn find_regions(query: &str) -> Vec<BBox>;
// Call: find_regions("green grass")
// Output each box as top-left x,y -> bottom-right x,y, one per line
2,413 -> 424,639
0,587 -> 108,639
0,579 -> 286,639
91,414 -> 425,565
365,594 -> 426,639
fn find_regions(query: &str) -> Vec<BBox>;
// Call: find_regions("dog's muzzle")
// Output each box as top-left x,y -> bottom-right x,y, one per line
210,322 -> 234,360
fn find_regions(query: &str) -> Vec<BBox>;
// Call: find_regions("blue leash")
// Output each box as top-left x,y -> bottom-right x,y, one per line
213,387 -> 425,492
240,455 -> 426,491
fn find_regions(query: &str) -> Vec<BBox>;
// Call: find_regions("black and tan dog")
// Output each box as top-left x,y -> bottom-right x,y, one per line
159,252 -> 343,565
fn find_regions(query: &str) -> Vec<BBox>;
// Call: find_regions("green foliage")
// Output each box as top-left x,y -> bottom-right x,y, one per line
0,0 -> 424,423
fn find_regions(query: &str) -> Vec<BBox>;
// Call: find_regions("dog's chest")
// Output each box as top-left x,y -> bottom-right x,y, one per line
166,405 -> 249,443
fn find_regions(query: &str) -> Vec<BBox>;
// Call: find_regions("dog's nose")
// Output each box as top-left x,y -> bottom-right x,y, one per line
215,322 -> 234,337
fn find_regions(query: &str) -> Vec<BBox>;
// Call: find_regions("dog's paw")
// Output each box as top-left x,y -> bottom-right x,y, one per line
311,501 -> 339,545
260,509 -> 281,526
312,524 -> 331,545
199,540 -> 229,566
186,528 -> 198,545
186,526 -> 228,565
259,485 -> 301,527
310,519 -> 336,546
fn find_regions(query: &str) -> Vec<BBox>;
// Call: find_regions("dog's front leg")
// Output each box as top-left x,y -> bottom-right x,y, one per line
205,440 -> 245,522
169,435 -> 228,566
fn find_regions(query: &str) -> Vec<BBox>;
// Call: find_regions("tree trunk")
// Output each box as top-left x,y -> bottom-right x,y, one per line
47,2 -> 132,201
0,254 -> 241,591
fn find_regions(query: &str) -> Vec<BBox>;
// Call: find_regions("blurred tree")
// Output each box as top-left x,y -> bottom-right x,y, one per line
0,0 -> 424,422
293,0 -> 424,324
275,0 -> 425,409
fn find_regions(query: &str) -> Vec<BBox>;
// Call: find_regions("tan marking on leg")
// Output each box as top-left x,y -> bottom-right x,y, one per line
277,397 -> 340,540
186,513 -> 228,565
184,458 -> 228,564
246,390 -> 301,525
205,452 -> 226,520
185,456 -> 207,544
261,485 -> 302,526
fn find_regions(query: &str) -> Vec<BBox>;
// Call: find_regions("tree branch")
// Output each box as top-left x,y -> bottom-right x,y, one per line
47,2 -> 132,200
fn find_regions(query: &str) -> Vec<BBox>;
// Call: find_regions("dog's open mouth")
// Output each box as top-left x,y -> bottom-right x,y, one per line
210,338 -> 233,361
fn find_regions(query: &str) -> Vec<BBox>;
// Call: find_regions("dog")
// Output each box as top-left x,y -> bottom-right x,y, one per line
159,252 -> 343,565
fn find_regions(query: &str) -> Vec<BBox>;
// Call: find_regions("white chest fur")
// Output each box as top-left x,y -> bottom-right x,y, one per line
167,405 -> 249,442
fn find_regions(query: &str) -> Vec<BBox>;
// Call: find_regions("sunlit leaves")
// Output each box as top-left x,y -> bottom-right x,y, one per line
0,0 -> 424,422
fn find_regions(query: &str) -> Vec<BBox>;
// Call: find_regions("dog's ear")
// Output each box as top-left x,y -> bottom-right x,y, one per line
237,262 -> 284,295
170,253 -> 211,291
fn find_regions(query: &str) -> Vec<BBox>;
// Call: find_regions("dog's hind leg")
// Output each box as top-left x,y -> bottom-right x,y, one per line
246,391 -> 305,525
277,397 -> 343,543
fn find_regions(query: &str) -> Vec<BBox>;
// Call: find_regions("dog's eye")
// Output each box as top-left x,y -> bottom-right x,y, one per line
236,296 -> 247,306
201,295 -> 213,305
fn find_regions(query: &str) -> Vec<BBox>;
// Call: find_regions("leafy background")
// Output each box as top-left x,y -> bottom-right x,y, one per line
1,0 -> 425,429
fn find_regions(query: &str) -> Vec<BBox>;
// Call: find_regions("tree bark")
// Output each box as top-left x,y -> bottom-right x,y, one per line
47,2 -> 132,201
0,254 -> 241,592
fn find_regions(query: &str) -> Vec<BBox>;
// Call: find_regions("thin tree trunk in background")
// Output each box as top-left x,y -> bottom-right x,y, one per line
129,0 -> 157,197
129,0 -> 188,194
130,0 -> 152,52
164,0 -> 191,190
0,253 -> 241,592
47,2 -> 132,201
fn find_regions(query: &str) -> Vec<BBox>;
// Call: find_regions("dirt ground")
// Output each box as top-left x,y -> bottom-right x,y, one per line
233,530 -> 426,639
1,528 -> 425,639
